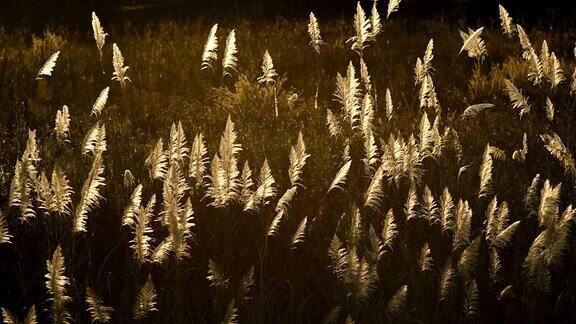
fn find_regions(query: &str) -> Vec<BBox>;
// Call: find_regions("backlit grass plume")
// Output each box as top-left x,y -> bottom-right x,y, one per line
161,163 -> 192,259
360,92 -> 374,136
308,12 -> 325,53
457,236 -> 481,280
439,262 -> 456,303
550,53 -> 564,88
498,5 -> 514,37
525,174 -> 542,215
221,299 -> 238,324
464,280 -> 479,319
326,109 -> 342,137
541,132 -> 576,179
415,39 -> 434,84
238,266 -> 255,303
189,133 -> 208,188
207,259 -> 229,289
419,74 -> 439,111
240,161 -> 254,204
24,306 -> 38,324
54,105 -> 70,142
370,1 -> 381,36
418,111 -> 435,157
504,79 -> 530,117
122,183 -> 142,227
542,50 -> 565,89
36,51 -> 60,80
479,144 -> 494,198
91,87 -> 109,116
440,187 -> 455,233
461,103 -> 494,119
527,50 -> 544,85
328,216 -> 378,303
51,165 -> 73,216
111,43 -> 130,86
328,160 -> 352,193
291,216 -> 308,249
207,116 -> 242,207
1,307 -> 17,324
86,287 -> 113,323
459,27 -> 486,59
538,180 -> 561,229
0,211 -> 12,244
45,246 -> 70,324
348,2 -> 372,55
258,50 -> 277,85
1,305 -> 37,324
288,131 -> 310,188
258,50 -> 279,116
381,209 -> 398,255
130,195 -> 155,264
91,12 -> 107,66
485,197 -> 520,249
133,275 -> 158,320
404,183 -> 419,220
82,122 -> 107,155
202,23 -> 219,71
512,133 -> 528,162
525,180 -> 574,292
146,138 -> 168,180
386,285 -> 408,319
385,88 -> 394,120
516,24 -> 534,60
73,151 -> 105,233
267,211 -> 283,238
151,238 -> 172,265
275,187 -> 296,219
364,164 -> 385,211
421,186 -> 439,224
418,243 -> 433,271
387,0 -> 402,18
36,171 -> 52,214
168,121 -> 189,164
245,159 -> 276,212
453,200 -> 472,251
362,129 -> 378,175
9,130 -> 40,221
334,62 -> 361,129
124,169 -> 135,188
222,29 -> 238,77
571,66 -> 576,94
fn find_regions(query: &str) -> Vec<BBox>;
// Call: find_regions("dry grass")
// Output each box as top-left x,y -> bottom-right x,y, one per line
1,5 -> 576,323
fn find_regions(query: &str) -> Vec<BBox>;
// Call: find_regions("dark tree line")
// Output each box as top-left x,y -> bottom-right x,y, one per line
2,0 -> 574,16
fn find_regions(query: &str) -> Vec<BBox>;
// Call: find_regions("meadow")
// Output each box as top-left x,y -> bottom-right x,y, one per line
1,2 -> 576,323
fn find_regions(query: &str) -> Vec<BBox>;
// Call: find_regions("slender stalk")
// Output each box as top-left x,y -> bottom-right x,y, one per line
274,85 -> 279,118
175,257 -> 182,323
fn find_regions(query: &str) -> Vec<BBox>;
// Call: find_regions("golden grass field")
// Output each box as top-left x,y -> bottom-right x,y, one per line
1,2 -> 576,323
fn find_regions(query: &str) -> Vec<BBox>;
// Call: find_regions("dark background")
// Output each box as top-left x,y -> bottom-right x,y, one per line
0,0 -> 575,30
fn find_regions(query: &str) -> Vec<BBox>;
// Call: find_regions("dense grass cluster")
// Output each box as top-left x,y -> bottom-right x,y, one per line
1,3 -> 576,323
